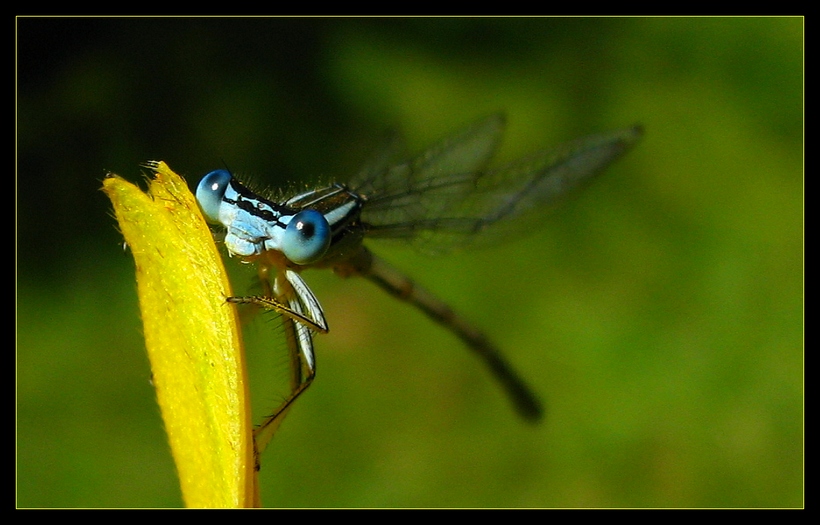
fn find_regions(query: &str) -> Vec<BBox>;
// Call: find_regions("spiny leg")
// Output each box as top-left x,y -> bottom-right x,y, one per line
227,294 -> 318,459
257,314 -> 315,458
227,265 -> 327,464
227,294 -> 327,333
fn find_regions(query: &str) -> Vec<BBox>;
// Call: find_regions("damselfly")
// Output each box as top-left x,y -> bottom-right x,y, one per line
196,114 -> 642,456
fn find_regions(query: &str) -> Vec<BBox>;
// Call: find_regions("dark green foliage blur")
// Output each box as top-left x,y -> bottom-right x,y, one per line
17,17 -> 802,507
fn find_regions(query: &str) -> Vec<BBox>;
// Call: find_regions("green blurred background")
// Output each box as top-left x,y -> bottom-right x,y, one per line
16,17 -> 802,507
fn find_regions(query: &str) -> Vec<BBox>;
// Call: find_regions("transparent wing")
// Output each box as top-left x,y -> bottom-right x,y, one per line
354,115 -> 642,254
350,113 -> 505,200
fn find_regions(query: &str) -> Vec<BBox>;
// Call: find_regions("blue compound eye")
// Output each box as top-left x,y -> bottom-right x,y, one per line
282,209 -> 331,265
196,169 -> 232,224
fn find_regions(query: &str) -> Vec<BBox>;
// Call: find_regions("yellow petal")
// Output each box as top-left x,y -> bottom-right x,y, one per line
102,161 -> 258,508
